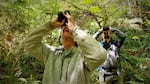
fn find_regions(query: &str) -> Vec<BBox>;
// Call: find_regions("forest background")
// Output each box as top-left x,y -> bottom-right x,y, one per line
0,0 -> 150,84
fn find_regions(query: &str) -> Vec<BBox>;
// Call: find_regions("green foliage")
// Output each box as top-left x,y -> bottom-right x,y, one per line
90,70 -> 99,84
8,0 -> 62,32
120,52 -> 150,83
89,6 -> 99,14
90,28 -> 150,83
44,29 -> 61,46
138,0 -> 150,11
0,0 -> 150,84
117,27 -> 150,83
83,0 -> 92,4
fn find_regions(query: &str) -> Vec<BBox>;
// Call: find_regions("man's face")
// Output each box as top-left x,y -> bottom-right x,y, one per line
62,26 -> 75,50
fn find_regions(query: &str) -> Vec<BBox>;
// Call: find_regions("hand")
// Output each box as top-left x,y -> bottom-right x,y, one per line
110,27 -> 116,32
65,13 -> 75,30
50,18 -> 65,28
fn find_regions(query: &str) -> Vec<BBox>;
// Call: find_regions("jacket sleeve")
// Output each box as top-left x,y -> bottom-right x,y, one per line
72,26 -> 107,71
22,21 -> 55,64
111,28 -> 126,48
92,28 -> 103,41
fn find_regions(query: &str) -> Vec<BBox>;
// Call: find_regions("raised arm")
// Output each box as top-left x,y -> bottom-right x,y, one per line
93,28 -> 103,41
64,13 -> 107,71
22,19 -> 64,64
73,26 -> 107,71
111,28 -> 126,48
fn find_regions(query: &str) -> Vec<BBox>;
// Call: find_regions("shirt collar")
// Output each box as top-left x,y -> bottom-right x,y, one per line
63,47 -> 73,57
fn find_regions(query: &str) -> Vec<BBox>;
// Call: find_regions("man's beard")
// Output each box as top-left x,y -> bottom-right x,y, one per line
62,27 -> 75,50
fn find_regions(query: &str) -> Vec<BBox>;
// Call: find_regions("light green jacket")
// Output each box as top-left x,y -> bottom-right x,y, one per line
23,21 -> 107,84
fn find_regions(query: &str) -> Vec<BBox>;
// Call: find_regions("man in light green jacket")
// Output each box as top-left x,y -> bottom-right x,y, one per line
23,11 -> 107,84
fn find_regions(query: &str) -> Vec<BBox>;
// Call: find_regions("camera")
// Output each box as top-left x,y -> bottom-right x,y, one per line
57,10 -> 70,26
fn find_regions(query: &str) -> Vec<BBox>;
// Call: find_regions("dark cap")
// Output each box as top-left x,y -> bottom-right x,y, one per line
103,26 -> 110,31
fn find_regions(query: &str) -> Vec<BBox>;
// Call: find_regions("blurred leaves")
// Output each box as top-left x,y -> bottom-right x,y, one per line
89,6 -> 99,14
83,0 -> 92,4
0,0 -> 150,84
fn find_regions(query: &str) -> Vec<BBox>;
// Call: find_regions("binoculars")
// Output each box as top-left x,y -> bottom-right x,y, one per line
57,10 -> 70,26
102,26 -> 111,43
103,26 -> 111,39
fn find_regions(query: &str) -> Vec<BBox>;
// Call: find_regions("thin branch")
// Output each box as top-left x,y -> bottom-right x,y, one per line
66,1 -> 103,28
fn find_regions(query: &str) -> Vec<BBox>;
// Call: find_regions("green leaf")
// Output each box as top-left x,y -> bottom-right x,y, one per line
89,6 -> 99,14
83,0 -> 92,4
132,36 -> 139,40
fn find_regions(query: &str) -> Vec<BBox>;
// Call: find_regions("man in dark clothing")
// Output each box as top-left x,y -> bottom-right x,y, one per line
93,26 -> 126,84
